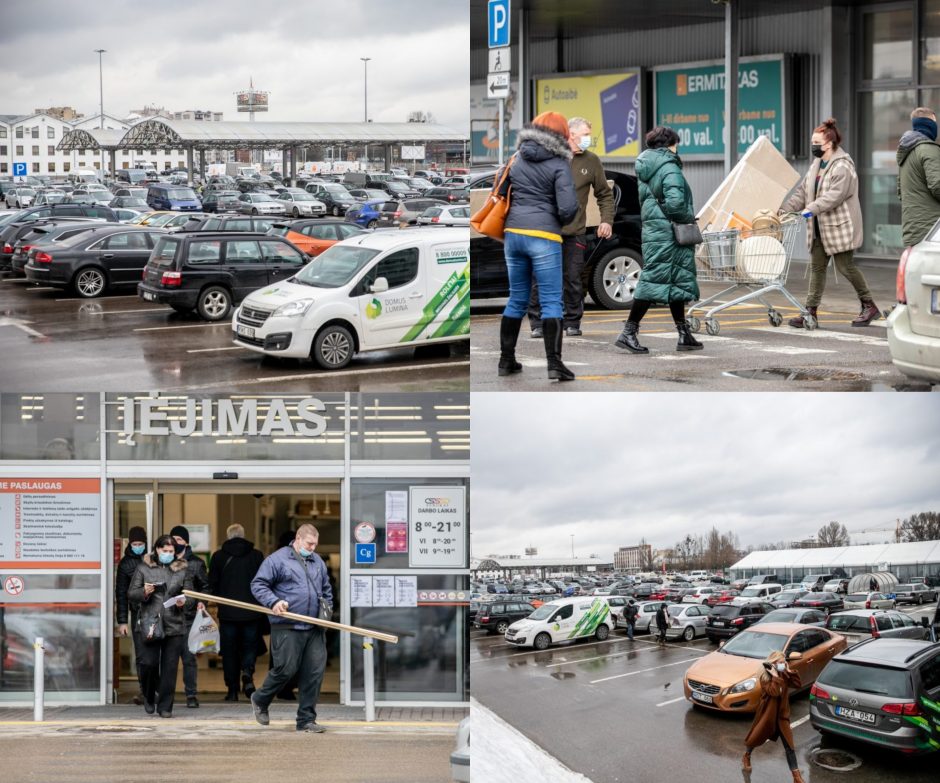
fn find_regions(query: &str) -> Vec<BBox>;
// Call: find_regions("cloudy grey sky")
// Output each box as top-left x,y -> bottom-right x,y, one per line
0,0 -> 468,128
471,393 -> 940,560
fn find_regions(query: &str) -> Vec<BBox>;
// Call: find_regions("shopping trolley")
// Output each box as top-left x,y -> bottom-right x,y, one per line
687,216 -> 815,335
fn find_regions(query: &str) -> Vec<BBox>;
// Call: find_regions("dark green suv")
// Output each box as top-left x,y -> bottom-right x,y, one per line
474,600 -> 536,635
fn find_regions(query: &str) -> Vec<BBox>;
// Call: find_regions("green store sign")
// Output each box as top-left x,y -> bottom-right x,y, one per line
654,56 -> 786,158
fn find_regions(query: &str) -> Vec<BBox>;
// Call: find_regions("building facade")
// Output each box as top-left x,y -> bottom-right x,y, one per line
0,392 -> 470,708
614,544 -> 652,571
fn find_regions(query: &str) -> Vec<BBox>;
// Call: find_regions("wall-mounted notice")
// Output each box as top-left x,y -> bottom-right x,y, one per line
385,491 -> 407,523
373,575 -> 395,608
409,486 -> 466,568
394,576 -> 417,607
350,575 -> 373,607
0,479 -> 101,568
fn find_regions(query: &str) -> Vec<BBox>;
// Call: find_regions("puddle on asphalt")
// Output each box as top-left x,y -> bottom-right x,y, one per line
723,368 -> 935,391
550,671 -> 575,681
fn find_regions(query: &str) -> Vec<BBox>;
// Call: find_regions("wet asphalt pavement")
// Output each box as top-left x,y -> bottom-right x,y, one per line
471,603 -> 940,783
470,260 -> 937,392
0,276 -> 469,392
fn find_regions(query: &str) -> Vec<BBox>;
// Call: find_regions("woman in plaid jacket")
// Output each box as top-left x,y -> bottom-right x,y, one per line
782,118 -> 880,328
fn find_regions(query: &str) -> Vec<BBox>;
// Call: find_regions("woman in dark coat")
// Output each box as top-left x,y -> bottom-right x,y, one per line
115,525 -> 148,704
128,535 -> 202,718
498,111 -> 579,381
742,650 -> 804,782
615,125 -> 702,354
654,603 -> 669,646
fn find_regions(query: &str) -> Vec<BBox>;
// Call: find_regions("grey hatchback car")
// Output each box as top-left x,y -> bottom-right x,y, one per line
825,609 -> 929,646
810,638 -> 940,753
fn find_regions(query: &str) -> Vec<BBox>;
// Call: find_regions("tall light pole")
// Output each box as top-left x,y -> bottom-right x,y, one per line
570,534 -> 574,559
361,57 -> 371,165
94,49 -> 106,177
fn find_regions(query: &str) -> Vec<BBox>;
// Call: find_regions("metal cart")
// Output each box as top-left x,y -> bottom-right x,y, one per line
688,218 -> 814,335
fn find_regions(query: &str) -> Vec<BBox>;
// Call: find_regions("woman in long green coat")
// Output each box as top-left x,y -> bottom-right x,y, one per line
615,126 -> 702,354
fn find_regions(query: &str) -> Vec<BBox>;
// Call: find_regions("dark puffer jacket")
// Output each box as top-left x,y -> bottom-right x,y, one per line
251,546 -> 333,631
504,126 -> 578,237
127,553 -> 195,637
897,129 -> 940,246
209,537 -> 265,623
633,148 -> 699,304
179,546 -> 209,625
115,544 -> 144,625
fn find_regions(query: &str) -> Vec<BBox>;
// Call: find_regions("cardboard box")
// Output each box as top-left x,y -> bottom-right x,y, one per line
696,135 -> 800,232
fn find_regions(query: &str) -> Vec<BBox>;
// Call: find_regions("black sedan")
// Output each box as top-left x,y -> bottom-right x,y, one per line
24,225 -> 167,298
470,169 -> 643,310
792,591 -> 845,613
201,190 -> 247,213
425,186 -> 469,204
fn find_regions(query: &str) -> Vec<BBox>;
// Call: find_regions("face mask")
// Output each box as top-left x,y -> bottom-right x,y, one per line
174,542 -> 187,554
158,552 -> 175,565
299,547 -> 313,558
578,135 -> 591,151
811,144 -> 825,158
131,544 -> 146,555
776,663 -> 786,672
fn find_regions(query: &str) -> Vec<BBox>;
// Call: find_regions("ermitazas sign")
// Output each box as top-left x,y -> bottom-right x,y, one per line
120,396 -> 330,445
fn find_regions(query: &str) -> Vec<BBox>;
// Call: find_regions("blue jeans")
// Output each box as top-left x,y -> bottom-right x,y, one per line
626,620 -> 634,640
503,231 -> 563,320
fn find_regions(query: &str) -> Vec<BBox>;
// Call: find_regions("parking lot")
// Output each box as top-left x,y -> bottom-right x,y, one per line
470,261 -> 936,392
472,601 -> 940,783
0,276 -> 469,392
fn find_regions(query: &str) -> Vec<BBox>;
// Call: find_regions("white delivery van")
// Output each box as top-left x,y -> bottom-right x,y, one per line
504,596 -> 614,650
232,226 -> 469,369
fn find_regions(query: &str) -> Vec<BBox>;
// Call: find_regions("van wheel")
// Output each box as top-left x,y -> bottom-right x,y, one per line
589,247 -> 642,310
495,621 -> 509,635
533,633 -> 551,651
595,624 -> 610,642
683,626 -> 695,642
73,267 -> 107,298
367,220 -> 377,229
313,324 -> 355,370
197,286 -> 232,321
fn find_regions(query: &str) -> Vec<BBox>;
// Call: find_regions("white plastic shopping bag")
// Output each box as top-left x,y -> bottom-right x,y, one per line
188,607 -> 221,654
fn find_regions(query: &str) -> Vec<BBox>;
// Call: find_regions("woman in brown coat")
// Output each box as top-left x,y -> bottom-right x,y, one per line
742,650 -> 804,782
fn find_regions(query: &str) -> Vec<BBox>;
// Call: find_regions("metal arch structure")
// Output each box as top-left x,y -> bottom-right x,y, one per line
56,128 -> 128,176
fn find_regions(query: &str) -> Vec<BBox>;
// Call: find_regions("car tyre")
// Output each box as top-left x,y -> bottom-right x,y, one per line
595,624 -> 610,642
312,324 -> 355,370
533,633 -> 551,651
292,208 -> 301,217
683,626 -> 695,642
73,266 -> 107,298
589,247 -> 643,310
251,208 -> 258,215
495,621 -> 509,635
197,286 -> 232,321
332,206 -> 340,217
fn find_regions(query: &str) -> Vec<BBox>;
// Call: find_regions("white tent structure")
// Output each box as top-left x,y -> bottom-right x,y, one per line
729,540 -> 940,583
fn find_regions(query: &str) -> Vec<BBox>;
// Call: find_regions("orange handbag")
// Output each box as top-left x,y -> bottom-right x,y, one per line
470,155 -> 515,240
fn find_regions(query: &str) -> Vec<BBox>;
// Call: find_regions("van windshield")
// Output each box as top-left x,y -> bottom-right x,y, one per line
740,587 -> 763,597
527,605 -> 558,621
293,245 -> 380,288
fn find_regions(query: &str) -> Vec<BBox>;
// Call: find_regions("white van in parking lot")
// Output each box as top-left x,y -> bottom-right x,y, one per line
504,596 -> 614,650
232,226 -> 469,369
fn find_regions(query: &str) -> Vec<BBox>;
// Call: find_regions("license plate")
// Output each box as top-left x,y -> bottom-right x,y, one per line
932,288 -> 939,314
141,291 -> 155,302
692,691 -> 714,704
713,620 -> 726,627
236,325 -> 255,339
834,706 -> 876,724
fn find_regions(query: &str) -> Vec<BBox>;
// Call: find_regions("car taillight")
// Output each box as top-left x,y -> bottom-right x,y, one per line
897,246 -> 911,304
161,271 -> 182,287
431,216 -> 440,223
810,683 -> 830,701
2,243 -> 12,254
34,251 -> 53,264
865,600 -> 871,609
732,617 -> 744,625
882,702 -> 921,716
869,615 -> 880,638
394,212 -> 402,218
480,616 -> 489,623
21,245 -> 32,254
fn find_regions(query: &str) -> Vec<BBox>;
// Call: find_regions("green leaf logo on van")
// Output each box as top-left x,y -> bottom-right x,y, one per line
366,298 -> 382,319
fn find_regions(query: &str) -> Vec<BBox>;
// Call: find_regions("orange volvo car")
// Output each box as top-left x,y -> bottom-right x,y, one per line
267,219 -> 366,257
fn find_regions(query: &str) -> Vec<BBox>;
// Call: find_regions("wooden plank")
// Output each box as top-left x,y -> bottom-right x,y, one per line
182,590 -> 399,644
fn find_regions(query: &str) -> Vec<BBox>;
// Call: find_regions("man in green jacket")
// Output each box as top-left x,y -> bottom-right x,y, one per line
897,106 -> 940,248
528,117 -> 615,337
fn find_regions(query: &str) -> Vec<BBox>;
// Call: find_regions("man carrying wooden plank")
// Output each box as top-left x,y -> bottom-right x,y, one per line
249,524 -> 333,733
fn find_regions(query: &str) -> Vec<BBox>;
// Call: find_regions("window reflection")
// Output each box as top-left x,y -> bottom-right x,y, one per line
349,393 -> 470,460
863,9 -> 914,81
0,394 -> 100,460
922,1 -> 940,83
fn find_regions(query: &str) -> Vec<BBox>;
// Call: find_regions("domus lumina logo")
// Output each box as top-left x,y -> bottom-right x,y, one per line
366,298 -> 382,319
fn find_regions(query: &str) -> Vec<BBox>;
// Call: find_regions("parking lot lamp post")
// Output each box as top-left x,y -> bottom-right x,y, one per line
570,534 -> 574,559
95,49 -> 106,174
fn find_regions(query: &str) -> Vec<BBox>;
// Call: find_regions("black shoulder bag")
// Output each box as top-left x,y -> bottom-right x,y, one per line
291,549 -> 333,622
656,194 -> 703,247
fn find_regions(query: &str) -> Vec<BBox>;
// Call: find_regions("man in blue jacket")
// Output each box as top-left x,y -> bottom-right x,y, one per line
250,524 -> 333,732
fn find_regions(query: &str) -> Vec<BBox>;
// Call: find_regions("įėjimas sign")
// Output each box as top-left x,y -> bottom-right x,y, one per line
120,397 -> 329,445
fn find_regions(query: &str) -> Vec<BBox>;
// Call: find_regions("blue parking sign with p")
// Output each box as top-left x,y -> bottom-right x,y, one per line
12,162 -> 27,177
355,543 -> 376,564
488,0 -> 510,48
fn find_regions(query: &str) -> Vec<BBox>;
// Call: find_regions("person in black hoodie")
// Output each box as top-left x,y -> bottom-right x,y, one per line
209,523 -> 265,701
499,110 -> 579,382
115,525 -> 148,705
169,525 -> 209,708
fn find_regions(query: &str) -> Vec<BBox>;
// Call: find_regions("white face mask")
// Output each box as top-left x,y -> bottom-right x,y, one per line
578,134 -> 592,151
775,663 -> 786,672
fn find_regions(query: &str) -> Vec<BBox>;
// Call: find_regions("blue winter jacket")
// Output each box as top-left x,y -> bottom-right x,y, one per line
251,546 -> 333,631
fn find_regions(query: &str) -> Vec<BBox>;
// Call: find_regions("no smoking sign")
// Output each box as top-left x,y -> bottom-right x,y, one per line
4,576 -> 25,596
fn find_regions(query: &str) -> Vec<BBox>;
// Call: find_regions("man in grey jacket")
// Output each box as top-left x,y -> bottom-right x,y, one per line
250,524 -> 333,732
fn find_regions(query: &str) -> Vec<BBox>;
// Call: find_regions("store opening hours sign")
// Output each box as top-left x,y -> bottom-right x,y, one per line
408,486 -> 466,568
0,479 -> 101,568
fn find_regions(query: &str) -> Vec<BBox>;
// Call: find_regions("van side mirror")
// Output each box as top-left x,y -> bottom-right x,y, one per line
370,277 -> 389,293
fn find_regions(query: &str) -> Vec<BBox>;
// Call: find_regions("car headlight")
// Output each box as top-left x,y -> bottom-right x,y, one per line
273,299 -> 314,318
729,677 -> 757,694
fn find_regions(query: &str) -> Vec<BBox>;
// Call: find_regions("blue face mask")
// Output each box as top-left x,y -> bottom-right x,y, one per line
299,547 -> 313,558
131,544 -> 146,555
158,552 -> 175,565
578,134 -> 591,151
